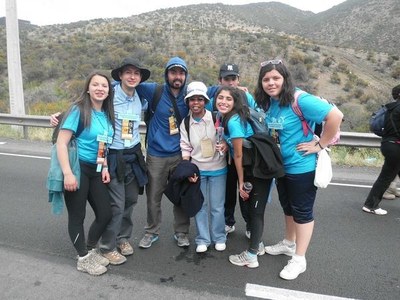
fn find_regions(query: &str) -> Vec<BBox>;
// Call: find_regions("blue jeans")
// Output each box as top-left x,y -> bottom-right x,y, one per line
195,174 -> 227,246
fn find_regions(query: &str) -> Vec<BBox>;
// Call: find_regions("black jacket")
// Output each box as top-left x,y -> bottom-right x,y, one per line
243,133 -> 285,179
164,160 -> 204,218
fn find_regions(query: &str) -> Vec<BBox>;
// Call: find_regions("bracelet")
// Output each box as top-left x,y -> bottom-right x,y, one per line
315,141 -> 324,150
102,166 -> 108,170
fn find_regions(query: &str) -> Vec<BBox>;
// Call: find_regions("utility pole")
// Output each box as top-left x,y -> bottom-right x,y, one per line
6,0 -> 25,118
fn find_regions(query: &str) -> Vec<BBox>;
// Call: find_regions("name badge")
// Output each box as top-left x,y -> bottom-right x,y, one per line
267,122 -> 283,130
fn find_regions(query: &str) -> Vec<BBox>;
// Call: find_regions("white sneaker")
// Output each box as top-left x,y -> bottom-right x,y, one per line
89,249 -> 109,267
225,225 -> 235,234
279,257 -> 307,280
386,186 -> 400,197
229,250 -> 259,268
362,206 -> 387,215
257,242 -> 265,256
265,240 -> 296,256
77,252 -> 107,276
215,243 -> 226,251
196,244 -> 208,253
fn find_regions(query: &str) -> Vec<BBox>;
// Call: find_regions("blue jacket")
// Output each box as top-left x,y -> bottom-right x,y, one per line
136,57 -> 189,157
46,140 -> 81,215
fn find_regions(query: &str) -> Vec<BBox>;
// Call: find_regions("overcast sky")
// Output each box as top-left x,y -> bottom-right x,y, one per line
1,0 -> 347,26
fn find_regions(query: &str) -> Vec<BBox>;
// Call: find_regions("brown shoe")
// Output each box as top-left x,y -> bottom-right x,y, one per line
118,241 -> 134,256
102,250 -> 127,265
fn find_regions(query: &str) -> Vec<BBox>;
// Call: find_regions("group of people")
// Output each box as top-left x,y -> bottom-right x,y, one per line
51,56 -> 344,281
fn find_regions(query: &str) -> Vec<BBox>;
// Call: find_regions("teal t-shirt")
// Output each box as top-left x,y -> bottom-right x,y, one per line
265,92 -> 332,174
62,106 -> 114,164
224,114 -> 254,156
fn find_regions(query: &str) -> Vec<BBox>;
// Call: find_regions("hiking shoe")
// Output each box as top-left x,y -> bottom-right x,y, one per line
139,234 -> 159,249
215,243 -> 226,251
383,191 -> 396,200
265,240 -> 296,256
245,230 -> 251,239
174,233 -> 190,247
362,206 -> 387,215
386,182 -> 400,197
77,252 -> 107,276
118,241 -> 134,256
196,244 -> 208,253
225,225 -> 235,234
279,257 -> 307,280
89,249 -> 109,267
102,250 -> 127,265
257,242 -> 265,256
229,250 -> 259,268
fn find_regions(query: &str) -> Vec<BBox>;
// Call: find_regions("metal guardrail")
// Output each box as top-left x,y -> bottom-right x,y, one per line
0,113 -> 381,148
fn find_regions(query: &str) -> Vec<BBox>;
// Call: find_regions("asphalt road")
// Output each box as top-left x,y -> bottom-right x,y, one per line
0,138 -> 399,299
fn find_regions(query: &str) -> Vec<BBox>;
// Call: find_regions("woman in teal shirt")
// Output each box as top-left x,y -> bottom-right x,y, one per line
254,60 -> 343,280
215,86 -> 273,269
57,71 -> 115,276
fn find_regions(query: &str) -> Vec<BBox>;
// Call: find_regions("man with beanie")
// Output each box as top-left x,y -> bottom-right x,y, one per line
136,57 -> 191,248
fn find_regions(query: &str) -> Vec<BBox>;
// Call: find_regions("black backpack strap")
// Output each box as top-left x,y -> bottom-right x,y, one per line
184,115 -> 190,142
144,84 -> 164,146
151,84 -> 164,115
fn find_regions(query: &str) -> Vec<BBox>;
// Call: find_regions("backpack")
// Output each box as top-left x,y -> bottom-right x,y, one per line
369,102 -> 400,136
292,90 -> 340,146
52,112 -> 84,144
247,107 -> 268,134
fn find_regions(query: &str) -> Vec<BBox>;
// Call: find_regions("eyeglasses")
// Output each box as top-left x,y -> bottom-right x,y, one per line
260,60 -> 283,67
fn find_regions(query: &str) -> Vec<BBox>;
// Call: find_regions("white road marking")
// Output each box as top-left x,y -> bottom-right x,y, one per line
245,283 -> 358,300
0,152 -> 50,160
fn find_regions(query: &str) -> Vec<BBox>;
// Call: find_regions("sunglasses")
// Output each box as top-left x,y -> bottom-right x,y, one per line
260,60 -> 283,67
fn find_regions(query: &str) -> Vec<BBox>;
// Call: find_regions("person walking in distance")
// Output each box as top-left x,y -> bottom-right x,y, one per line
136,57 -> 191,248
363,84 -> 400,215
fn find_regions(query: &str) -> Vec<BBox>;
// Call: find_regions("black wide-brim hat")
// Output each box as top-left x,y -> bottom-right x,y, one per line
111,58 -> 151,83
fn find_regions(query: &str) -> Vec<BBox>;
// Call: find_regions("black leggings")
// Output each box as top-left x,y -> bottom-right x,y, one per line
246,177 -> 273,254
64,161 -> 112,256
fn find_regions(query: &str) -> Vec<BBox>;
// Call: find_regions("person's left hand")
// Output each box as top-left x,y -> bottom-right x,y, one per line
296,140 -> 321,155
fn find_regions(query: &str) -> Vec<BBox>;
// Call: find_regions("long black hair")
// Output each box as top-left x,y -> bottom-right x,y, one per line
214,86 -> 249,133
254,61 -> 295,111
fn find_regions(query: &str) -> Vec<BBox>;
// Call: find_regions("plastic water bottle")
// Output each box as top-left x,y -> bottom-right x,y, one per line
243,182 -> 253,194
